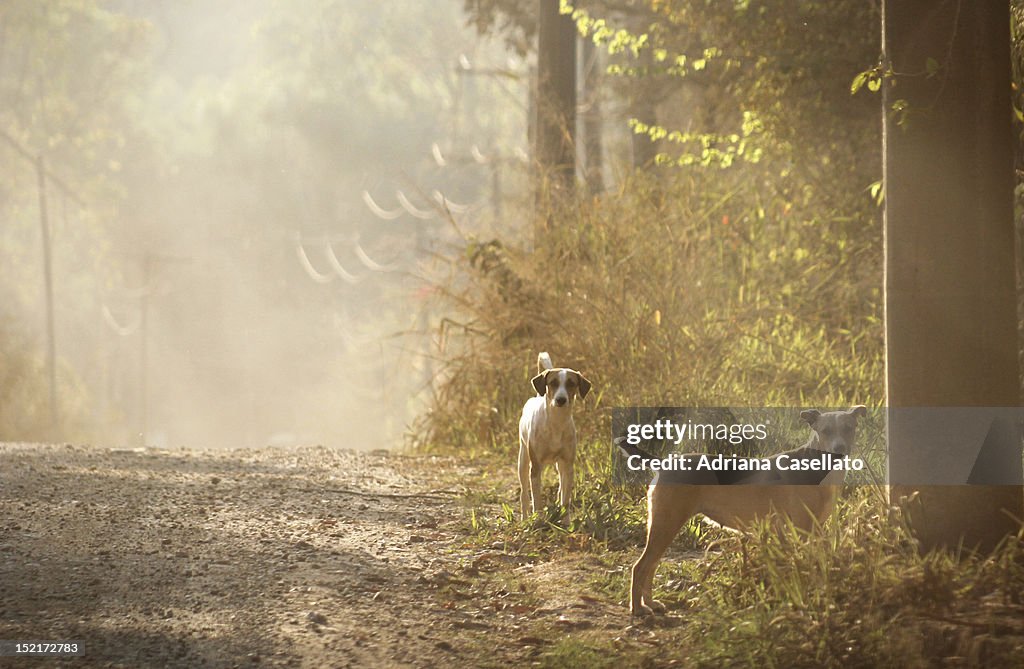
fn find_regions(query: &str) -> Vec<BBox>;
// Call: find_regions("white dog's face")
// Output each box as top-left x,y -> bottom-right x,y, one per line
531,369 -> 592,408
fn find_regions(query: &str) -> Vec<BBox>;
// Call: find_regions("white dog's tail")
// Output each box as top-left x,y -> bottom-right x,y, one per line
537,352 -> 554,374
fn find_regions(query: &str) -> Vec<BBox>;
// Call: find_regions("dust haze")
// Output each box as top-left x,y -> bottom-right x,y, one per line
0,0 -> 527,449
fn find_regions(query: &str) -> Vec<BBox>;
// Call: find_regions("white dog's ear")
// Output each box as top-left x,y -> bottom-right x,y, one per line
575,372 -> 592,400
531,372 -> 547,395
849,405 -> 867,418
800,409 -> 821,425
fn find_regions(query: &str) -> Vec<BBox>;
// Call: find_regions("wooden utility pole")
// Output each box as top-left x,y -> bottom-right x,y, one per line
883,0 -> 1023,551
535,0 -> 577,209
127,251 -> 190,447
0,131 -> 86,439
36,155 -> 59,435
139,254 -> 151,446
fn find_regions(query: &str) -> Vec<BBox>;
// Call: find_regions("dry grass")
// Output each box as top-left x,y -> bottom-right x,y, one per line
413,167 -> 1024,666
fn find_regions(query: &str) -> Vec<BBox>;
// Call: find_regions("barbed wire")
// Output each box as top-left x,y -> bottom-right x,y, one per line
395,190 -> 437,220
324,241 -> 367,284
102,303 -> 141,337
361,190 -> 404,220
353,237 -> 401,272
431,190 -> 473,213
295,241 -> 335,284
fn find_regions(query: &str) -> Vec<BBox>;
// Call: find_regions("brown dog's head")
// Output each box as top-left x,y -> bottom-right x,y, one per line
800,405 -> 867,455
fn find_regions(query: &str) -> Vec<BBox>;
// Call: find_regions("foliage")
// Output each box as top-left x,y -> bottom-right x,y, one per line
510,491 -> 1024,668
0,0 -> 151,197
463,0 -> 538,56
673,495 -> 1024,667
415,167 -> 883,457
0,0 -> 510,445
0,0 -> 153,441
420,161 -> 885,608
431,5 -> 1024,664
1013,0 -> 1024,165
467,1 -> 881,202
0,313 -> 97,442
455,462 -> 1024,666
584,1 -> 878,195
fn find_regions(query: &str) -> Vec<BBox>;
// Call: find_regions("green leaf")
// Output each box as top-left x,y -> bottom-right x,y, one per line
867,76 -> 881,92
868,180 -> 884,205
925,57 -> 939,78
850,71 -> 868,95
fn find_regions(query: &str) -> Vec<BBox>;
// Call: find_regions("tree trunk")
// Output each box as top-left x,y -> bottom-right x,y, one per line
534,0 -> 577,212
581,38 -> 604,194
883,0 -> 1023,551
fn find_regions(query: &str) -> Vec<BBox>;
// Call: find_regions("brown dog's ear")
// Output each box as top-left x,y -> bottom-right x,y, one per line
849,405 -> 867,418
575,372 -> 592,400
800,409 -> 821,425
531,372 -> 547,395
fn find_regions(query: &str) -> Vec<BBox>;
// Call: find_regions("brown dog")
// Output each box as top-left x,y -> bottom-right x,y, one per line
618,406 -> 866,616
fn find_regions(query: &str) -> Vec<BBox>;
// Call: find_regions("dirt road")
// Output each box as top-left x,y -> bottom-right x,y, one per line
0,443 -> 635,668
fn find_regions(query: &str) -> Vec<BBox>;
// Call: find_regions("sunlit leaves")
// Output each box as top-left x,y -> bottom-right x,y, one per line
867,180 -> 884,207
631,111 -> 765,169
850,66 -> 885,95
562,1 -> 649,58
889,99 -> 911,128
563,1 -> 732,73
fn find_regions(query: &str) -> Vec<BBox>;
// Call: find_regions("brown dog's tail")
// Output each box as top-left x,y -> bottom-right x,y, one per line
614,436 -> 657,463
537,352 -> 554,374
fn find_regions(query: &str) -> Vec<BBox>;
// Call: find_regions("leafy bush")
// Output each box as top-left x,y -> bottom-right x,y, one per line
674,492 -> 1024,668
413,162 -> 885,562
414,166 -> 883,458
0,317 -> 98,442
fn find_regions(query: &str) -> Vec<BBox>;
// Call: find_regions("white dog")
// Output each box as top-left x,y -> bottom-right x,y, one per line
518,352 -> 592,521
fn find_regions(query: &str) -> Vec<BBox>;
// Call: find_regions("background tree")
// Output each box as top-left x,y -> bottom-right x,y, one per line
0,0 -> 152,440
0,0 -> 522,447
534,0 -> 577,209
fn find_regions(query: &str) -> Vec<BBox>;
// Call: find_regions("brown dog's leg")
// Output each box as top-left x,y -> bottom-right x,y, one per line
631,485 -> 693,616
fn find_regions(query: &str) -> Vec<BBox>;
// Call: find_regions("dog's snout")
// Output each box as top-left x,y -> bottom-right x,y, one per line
831,440 -> 851,455
554,396 -> 568,407
813,415 -> 860,455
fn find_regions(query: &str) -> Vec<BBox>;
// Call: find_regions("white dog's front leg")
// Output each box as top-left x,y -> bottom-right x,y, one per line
518,444 -> 532,519
529,461 -> 544,516
556,459 -> 573,521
